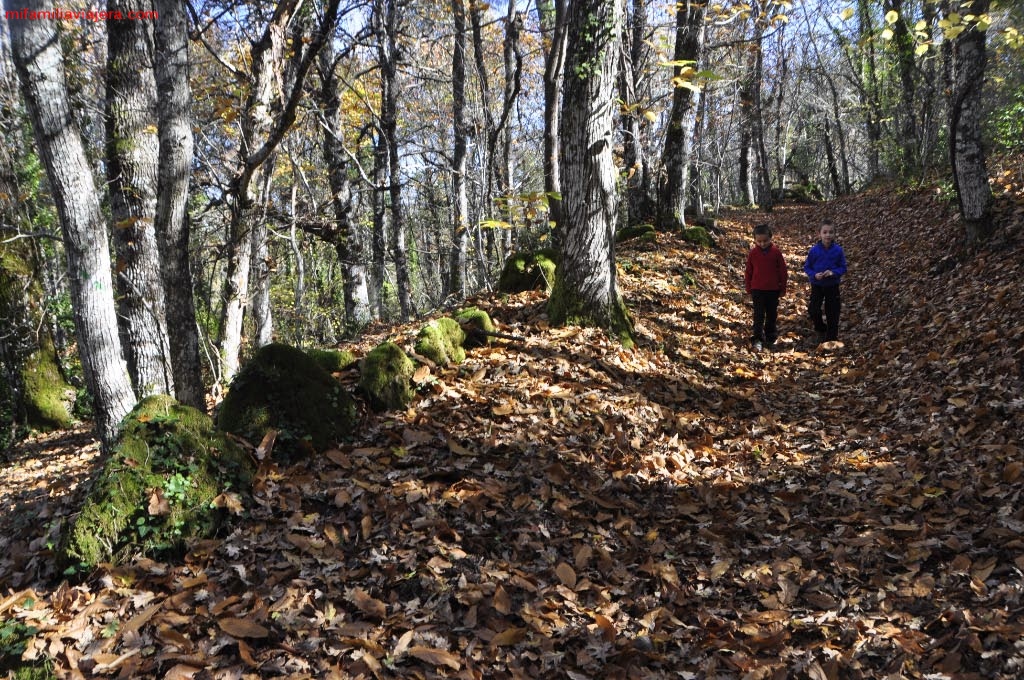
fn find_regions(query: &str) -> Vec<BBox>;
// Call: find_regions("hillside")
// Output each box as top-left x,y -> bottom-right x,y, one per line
2,184 -> 1024,679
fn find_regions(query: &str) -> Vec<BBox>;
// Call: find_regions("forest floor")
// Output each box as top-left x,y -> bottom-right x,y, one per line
2,180 -> 1024,679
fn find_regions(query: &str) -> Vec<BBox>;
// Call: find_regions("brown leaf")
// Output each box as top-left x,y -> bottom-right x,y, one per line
255,429 -> 277,461
348,587 -> 387,620
211,492 -> 244,514
323,448 -> 351,467
148,489 -> 171,516
555,562 -> 577,589
492,585 -> 512,614
413,365 -> 431,383
407,646 -> 461,670
217,617 -> 269,639
489,626 -> 527,647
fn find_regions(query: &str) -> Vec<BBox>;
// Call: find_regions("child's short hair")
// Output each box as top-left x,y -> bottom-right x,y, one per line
753,223 -> 772,237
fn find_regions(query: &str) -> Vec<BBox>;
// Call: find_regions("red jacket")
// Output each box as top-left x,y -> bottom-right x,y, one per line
745,244 -> 788,295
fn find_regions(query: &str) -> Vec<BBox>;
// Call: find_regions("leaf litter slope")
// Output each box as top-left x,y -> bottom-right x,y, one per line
1,187 -> 1024,678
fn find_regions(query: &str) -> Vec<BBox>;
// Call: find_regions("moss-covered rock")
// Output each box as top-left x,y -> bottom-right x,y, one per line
615,224 -> 656,244
217,343 -> 357,455
415,317 -> 467,366
62,395 -> 254,568
497,249 -> 559,293
306,348 -> 358,374
455,307 -> 496,348
359,342 -> 416,412
682,225 -> 715,248
21,346 -> 74,431
1,237 -> 74,433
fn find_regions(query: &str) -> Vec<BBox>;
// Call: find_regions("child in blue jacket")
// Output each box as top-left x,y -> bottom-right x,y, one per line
803,220 -> 847,343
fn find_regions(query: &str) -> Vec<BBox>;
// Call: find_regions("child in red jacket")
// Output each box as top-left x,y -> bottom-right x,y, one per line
744,223 -> 788,348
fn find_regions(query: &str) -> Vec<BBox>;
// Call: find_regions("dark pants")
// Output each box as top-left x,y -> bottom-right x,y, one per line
809,285 -> 841,341
751,290 -> 780,343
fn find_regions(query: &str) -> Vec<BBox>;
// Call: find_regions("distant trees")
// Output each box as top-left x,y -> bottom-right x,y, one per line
1,0 -> 1021,446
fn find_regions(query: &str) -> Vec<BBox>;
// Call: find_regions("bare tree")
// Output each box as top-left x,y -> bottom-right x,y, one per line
9,3 -> 137,448
153,0 -> 205,407
547,0 -> 633,347
947,0 -> 993,242
658,0 -> 707,228
106,0 -> 174,398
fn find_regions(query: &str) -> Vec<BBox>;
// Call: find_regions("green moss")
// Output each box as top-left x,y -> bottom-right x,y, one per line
455,307 -> 495,348
62,395 -> 254,568
682,225 -> 715,248
496,249 -> 559,293
358,342 -> 416,412
21,347 -> 73,431
306,348 -> 358,373
414,317 -> 467,366
217,343 -> 357,455
615,224 -> 656,244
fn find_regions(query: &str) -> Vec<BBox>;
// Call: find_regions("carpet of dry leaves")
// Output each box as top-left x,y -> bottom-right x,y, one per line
2,183 -> 1024,679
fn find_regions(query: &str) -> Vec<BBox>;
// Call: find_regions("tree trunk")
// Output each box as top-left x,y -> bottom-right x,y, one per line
448,0 -> 470,299
750,24 -> 774,210
857,0 -> 882,181
375,0 -> 415,320
319,48 -> 373,331
948,0 -> 993,242
106,0 -> 174,399
153,0 -> 205,408
618,0 -> 655,225
885,0 -> 920,176
218,0 -> 341,382
547,0 -> 633,347
658,0 -> 707,229
539,0 -> 567,238
250,163 -> 275,348
9,4 -> 137,448
371,129 -> 388,318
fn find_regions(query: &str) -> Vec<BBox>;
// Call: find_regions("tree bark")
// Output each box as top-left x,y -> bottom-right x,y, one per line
618,0 -> 655,225
106,0 -> 174,399
448,0 -> 470,299
547,0 -> 633,347
9,4 -> 137,448
374,0 -> 415,320
153,0 -> 205,408
948,0 -> 993,242
538,0 -> 567,239
318,48 -> 373,331
658,0 -> 707,229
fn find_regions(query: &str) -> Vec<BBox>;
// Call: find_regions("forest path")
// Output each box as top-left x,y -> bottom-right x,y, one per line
2,189 -> 1023,678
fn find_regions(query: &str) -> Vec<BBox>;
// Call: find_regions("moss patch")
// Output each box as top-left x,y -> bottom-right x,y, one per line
497,249 -> 559,293
414,317 -> 467,366
21,347 -> 73,431
682,225 -> 715,248
217,343 -> 357,455
359,342 -> 416,412
62,395 -> 254,568
306,348 -> 358,374
615,224 -> 656,244
455,307 -> 496,348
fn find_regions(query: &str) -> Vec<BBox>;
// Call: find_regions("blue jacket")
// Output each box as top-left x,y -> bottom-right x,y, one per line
803,241 -> 847,287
